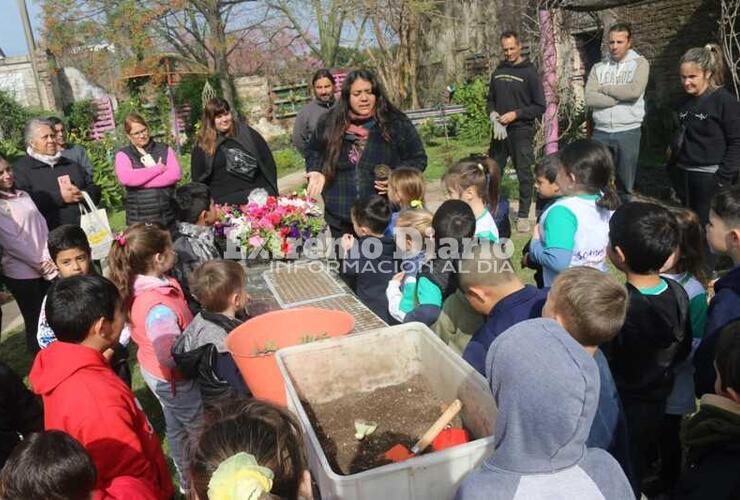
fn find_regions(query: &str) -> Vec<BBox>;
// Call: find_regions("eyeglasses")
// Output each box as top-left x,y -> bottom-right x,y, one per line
130,129 -> 148,137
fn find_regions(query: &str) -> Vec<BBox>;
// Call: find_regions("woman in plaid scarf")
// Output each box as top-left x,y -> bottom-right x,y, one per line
305,69 -> 428,237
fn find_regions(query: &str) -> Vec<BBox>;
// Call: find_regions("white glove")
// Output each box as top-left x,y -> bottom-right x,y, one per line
490,112 -> 508,140
386,281 -> 406,323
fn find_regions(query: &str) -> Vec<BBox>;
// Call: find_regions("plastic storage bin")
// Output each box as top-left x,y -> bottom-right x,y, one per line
276,323 -> 497,500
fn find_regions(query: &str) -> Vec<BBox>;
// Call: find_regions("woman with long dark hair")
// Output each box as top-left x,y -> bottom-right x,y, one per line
305,69 -> 427,236
114,113 -> 181,228
191,98 -> 278,205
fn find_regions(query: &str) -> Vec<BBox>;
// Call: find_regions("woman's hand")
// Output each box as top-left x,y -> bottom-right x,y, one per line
374,179 -> 389,195
61,184 -> 83,204
40,259 -> 58,280
306,172 -> 326,199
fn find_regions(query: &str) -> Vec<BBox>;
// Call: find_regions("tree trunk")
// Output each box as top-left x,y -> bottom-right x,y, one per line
203,4 -> 238,108
539,8 -> 559,154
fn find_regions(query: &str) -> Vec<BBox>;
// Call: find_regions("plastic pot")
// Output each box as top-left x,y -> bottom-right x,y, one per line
226,307 -> 355,405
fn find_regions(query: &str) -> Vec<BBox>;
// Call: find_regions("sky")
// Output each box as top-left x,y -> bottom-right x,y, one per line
0,0 -> 44,58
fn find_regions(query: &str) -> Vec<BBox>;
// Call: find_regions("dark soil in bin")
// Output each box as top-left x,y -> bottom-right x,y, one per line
301,375 -> 463,475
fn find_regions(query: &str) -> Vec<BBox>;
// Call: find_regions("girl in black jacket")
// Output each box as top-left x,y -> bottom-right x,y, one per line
191,98 -> 278,205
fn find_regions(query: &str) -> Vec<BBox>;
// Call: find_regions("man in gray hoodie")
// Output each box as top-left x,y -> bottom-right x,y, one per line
292,69 -> 336,157
455,318 -> 633,500
585,23 -> 649,202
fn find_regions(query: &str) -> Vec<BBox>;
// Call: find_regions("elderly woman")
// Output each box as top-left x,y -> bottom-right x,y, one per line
0,155 -> 57,354
191,98 -> 278,205
14,118 -> 100,230
305,69 -> 427,237
114,113 -> 181,228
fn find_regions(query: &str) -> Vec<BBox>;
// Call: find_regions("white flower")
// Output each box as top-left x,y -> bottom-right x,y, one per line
248,188 -> 269,207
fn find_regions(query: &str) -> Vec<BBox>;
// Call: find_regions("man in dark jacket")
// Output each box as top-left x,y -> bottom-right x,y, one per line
14,119 -> 101,230
673,322 -> 740,500
486,31 -> 546,233
0,360 -> 43,469
49,116 -> 95,183
292,69 -> 335,157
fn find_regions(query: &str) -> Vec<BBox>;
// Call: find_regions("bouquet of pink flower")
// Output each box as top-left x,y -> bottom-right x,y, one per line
217,189 -> 325,259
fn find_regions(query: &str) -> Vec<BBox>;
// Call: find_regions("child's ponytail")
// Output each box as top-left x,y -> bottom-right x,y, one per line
443,155 -> 501,209
597,182 -> 621,211
560,139 -> 621,211
106,223 -> 171,306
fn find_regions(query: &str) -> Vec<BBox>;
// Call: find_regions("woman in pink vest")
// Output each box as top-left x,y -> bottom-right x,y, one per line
0,155 -> 57,354
107,222 -> 201,493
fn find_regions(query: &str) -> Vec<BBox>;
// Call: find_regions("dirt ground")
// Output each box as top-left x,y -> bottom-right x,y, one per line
302,375 -> 463,475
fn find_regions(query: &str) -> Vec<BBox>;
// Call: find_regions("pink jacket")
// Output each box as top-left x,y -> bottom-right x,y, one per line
0,190 -> 56,280
129,275 -> 192,381
114,147 -> 181,188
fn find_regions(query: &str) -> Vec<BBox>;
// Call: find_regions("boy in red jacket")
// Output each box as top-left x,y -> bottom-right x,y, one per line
29,275 -> 173,499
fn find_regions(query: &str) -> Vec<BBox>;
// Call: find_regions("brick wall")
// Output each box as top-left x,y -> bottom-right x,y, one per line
600,0 -> 720,104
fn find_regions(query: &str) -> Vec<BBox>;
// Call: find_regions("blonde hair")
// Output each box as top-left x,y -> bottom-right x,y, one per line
388,167 -> 426,208
550,267 -> 628,347
680,43 -> 726,89
395,208 -> 433,237
190,260 -> 246,312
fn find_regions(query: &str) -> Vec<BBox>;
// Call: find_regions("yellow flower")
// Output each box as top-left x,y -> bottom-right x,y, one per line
208,452 -> 274,500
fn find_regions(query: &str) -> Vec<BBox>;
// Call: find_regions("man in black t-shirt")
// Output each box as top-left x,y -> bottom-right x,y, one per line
486,31 -> 546,233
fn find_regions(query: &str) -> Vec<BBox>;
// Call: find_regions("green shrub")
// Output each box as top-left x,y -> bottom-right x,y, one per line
0,91 -> 33,157
84,133 -> 124,210
273,148 -> 304,176
64,100 -> 96,135
452,78 -> 491,143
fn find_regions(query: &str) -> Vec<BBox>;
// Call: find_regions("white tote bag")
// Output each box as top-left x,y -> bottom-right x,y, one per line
79,191 -> 113,260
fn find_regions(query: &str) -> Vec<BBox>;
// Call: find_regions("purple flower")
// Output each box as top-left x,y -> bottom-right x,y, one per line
289,225 -> 301,239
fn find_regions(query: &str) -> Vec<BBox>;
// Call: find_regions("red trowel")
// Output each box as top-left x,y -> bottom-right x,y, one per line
385,399 -> 463,462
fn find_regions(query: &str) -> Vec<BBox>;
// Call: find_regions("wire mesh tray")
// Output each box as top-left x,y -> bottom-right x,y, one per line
287,294 -> 387,333
262,263 -> 347,308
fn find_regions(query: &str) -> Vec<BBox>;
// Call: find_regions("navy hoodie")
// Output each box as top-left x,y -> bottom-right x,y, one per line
694,265 -> 740,396
463,285 -> 548,375
343,234 -> 398,324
